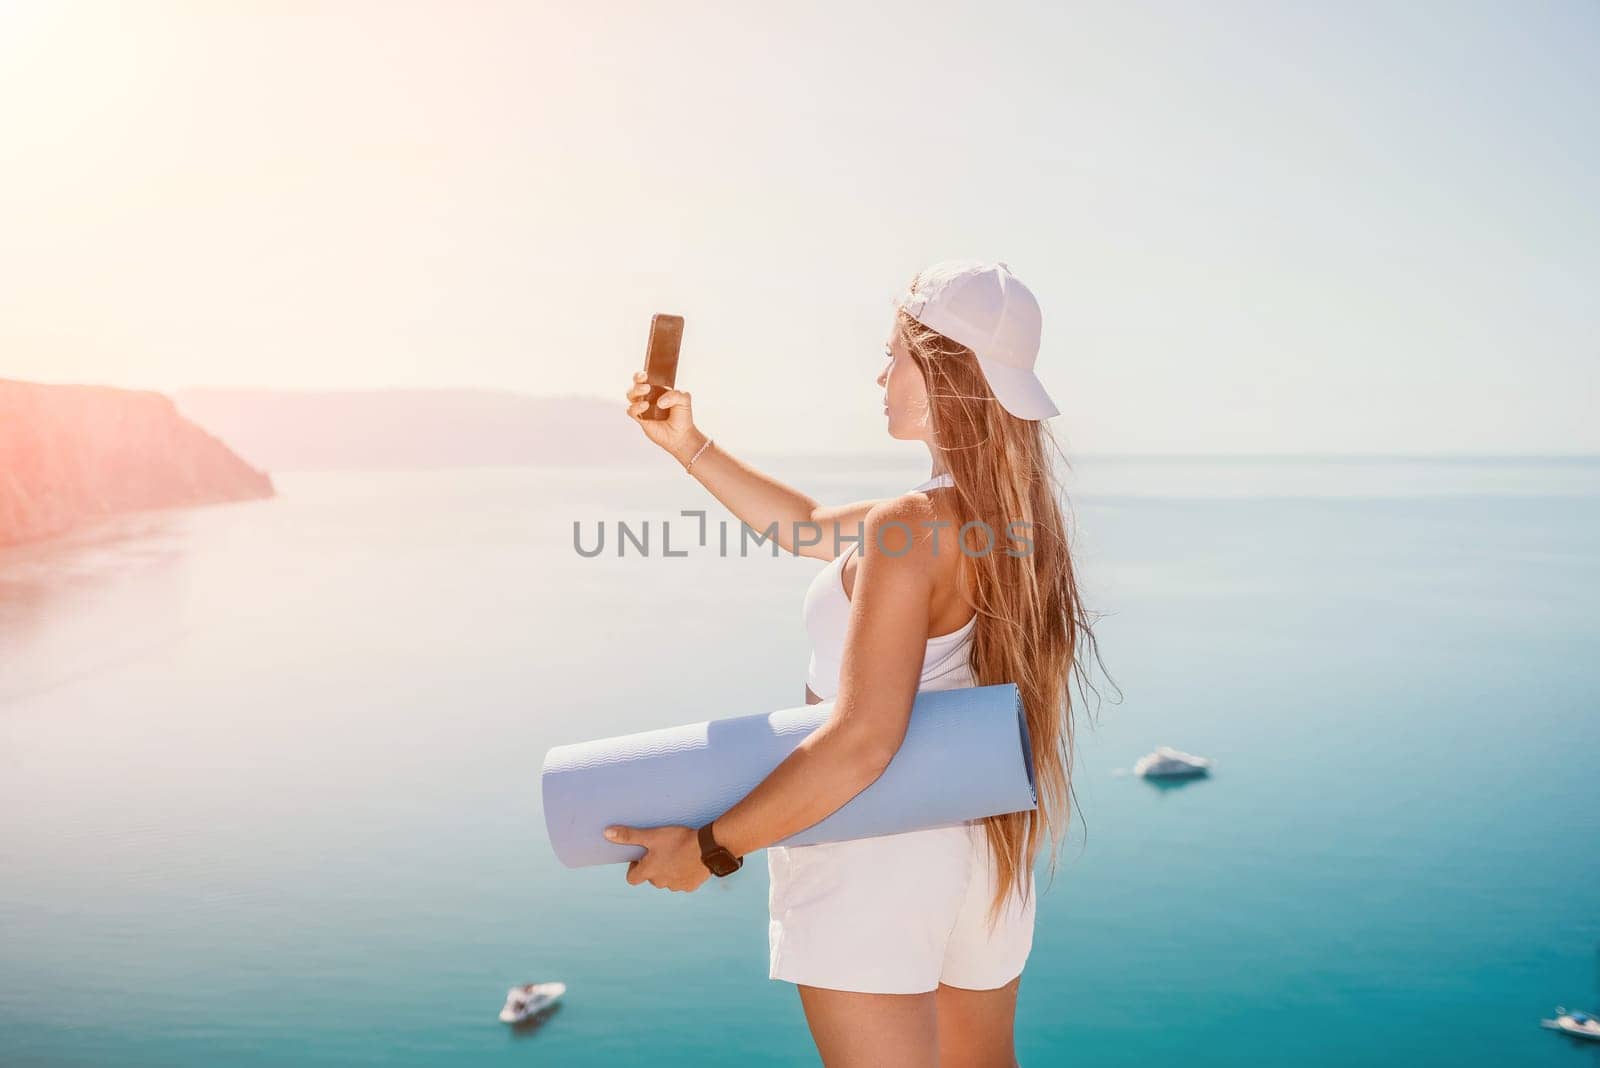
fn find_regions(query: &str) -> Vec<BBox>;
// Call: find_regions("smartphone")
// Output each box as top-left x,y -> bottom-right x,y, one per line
641,313 -> 684,421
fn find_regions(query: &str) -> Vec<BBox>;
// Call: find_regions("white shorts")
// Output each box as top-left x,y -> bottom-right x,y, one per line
767,819 -> 1036,995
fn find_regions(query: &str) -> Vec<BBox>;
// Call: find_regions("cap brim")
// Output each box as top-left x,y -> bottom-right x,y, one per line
974,355 -> 1060,420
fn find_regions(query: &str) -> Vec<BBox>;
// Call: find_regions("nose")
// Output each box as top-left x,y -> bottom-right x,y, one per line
876,361 -> 889,387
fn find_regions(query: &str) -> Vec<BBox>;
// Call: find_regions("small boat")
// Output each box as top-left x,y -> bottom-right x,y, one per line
1134,745 -> 1214,779
1541,1007 -> 1600,1041
499,981 -> 567,1024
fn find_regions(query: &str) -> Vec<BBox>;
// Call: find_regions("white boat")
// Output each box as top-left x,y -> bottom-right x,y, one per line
1134,745 -> 1214,779
1541,1007 -> 1600,1041
499,981 -> 567,1024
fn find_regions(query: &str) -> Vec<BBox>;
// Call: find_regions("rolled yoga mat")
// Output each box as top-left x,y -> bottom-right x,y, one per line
541,682 -> 1037,868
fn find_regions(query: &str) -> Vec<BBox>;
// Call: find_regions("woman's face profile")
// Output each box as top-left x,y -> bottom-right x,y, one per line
879,321 -> 931,442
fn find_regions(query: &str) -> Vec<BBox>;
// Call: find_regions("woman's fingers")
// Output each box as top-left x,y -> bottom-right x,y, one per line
625,379 -> 692,437
626,859 -> 666,889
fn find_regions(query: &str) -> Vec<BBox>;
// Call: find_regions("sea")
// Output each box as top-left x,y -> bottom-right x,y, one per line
1,455 -> 1596,1066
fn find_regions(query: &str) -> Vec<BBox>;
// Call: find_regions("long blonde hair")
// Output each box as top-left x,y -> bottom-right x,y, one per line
897,298 -> 1118,931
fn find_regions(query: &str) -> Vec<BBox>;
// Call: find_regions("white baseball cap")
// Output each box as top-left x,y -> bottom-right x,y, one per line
893,259 -> 1059,420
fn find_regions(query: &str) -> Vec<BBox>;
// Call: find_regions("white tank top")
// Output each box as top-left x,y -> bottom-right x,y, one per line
801,472 -> 977,701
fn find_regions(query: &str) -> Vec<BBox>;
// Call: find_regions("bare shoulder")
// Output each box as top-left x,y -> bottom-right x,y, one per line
803,496 -> 891,560
859,487 -> 959,573
849,487 -> 969,628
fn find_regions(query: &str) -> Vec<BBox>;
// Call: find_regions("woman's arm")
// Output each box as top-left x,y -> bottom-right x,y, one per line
679,426 -> 888,562
627,373 -> 881,561
706,492 -> 939,858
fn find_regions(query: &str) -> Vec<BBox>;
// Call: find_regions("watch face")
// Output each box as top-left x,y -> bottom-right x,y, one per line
706,848 -> 741,877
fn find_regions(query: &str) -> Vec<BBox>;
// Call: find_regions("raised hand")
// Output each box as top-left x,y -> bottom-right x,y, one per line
625,370 -> 705,464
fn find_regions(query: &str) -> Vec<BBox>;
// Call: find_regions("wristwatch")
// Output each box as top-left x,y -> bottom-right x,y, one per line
697,821 -> 743,877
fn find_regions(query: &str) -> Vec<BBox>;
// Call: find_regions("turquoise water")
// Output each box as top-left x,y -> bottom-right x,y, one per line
2,456 -> 1597,1065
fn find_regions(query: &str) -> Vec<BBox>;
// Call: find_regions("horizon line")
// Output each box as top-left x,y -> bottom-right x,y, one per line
7,379 -> 1595,460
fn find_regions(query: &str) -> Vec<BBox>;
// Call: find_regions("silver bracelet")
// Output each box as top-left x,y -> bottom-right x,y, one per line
684,437 -> 714,473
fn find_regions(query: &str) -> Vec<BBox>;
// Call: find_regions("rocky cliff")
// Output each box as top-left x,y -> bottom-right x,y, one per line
0,380 -> 275,547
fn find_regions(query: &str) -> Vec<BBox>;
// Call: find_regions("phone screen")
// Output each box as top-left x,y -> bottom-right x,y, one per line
643,314 -> 684,421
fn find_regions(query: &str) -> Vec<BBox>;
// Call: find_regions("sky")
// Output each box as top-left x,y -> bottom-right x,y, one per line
0,0 -> 1595,455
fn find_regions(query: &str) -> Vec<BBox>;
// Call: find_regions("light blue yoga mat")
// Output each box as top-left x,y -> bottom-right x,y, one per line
541,682 -> 1037,868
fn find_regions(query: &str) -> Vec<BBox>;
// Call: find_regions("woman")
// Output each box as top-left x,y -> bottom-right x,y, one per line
608,260 -> 1107,1066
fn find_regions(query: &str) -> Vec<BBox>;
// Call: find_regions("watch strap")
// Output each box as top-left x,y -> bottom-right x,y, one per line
697,821 -> 743,876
